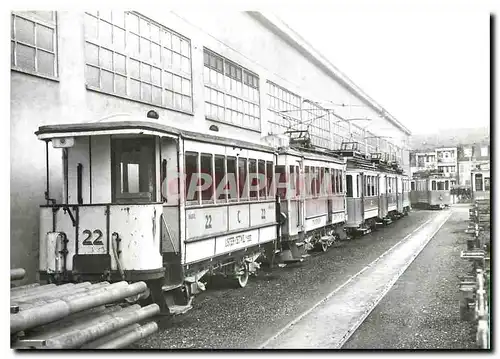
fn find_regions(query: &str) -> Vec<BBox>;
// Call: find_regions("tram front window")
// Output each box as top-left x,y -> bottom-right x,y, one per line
437,181 -> 444,190
112,137 -> 156,203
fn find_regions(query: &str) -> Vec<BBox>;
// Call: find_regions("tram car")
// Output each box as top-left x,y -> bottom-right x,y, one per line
471,165 -> 490,201
36,120 -> 280,315
410,171 -> 454,209
333,142 -> 408,235
274,140 -> 347,263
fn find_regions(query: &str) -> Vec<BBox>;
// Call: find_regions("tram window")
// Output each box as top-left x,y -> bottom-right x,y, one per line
437,181 -> 444,190
289,165 -> 296,196
295,166 -> 300,196
258,160 -> 266,198
249,159 -> 258,199
214,155 -> 225,201
200,154 -> 213,202
305,166 -> 311,196
161,159 -> 167,202
112,138 -> 156,203
331,169 -> 336,194
319,168 -> 325,195
431,180 -> 436,191
227,157 -> 237,200
475,174 -> 483,191
484,177 -> 490,191
311,167 -> 317,196
324,168 -> 330,195
337,170 -> 344,193
185,152 -> 200,202
371,176 -> 375,196
346,175 -> 353,197
445,180 -> 449,190
275,165 -> 287,198
238,158 -> 248,200
266,161 -> 273,197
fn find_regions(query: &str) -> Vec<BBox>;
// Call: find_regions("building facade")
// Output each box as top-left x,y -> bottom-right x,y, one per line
457,143 -> 490,187
11,11 -> 411,281
410,147 -> 458,180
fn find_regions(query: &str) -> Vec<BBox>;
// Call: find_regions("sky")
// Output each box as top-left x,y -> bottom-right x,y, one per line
275,6 -> 490,135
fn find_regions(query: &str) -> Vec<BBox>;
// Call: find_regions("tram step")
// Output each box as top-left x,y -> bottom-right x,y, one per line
168,304 -> 193,316
162,283 -> 184,292
383,219 -> 393,225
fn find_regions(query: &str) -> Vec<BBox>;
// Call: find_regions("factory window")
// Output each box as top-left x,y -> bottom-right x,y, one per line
84,11 -> 192,112
203,48 -> 260,131
303,100 -> 331,149
267,81 -> 303,136
11,11 -> 58,78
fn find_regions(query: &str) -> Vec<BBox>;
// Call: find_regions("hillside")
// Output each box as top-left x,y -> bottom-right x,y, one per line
409,126 -> 490,151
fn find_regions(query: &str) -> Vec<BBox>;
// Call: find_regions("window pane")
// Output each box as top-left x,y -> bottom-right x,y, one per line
141,63 -> 151,83
128,33 -> 140,56
99,20 -> 112,46
238,158 -> 248,199
151,43 -> 160,64
85,65 -> 99,87
114,53 -> 126,74
140,18 -> 149,37
127,12 -> 139,33
15,16 -> 35,45
115,74 -> 127,95
99,48 -> 113,70
101,70 -> 114,92
130,79 -> 140,99
113,27 -> 125,50
152,86 -> 162,104
37,50 -> 54,76
173,75 -> 181,92
164,90 -> 173,107
151,67 -> 161,86
11,41 -> 14,66
227,157 -> 236,200
200,154 -> 213,201
174,93 -> 182,109
129,59 -> 140,78
163,49 -> 172,68
142,82 -> 152,102
140,37 -> 150,60
185,152 -> 199,201
182,96 -> 192,112
85,14 -> 98,40
172,35 -> 180,53
164,71 -> 173,89
162,30 -> 172,48
180,39 -> 189,57
36,24 -> 53,51
112,11 -> 125,27
181,78 -> 191,96
249,159 -> 257,198
16,43 -> 35,71
85,42 -> 99,65
150,24 -> 160,42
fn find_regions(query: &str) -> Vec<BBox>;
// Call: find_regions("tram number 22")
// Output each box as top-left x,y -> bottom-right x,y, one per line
205,215 -> 212,229
82,229 -> 104,246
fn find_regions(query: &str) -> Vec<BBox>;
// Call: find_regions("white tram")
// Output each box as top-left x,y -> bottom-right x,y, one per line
36,120 -> 279,314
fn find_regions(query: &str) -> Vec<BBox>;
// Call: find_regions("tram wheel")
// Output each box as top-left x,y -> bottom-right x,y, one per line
234,262 -> 249,288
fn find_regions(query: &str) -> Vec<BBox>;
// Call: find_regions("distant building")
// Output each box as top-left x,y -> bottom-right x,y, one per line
457,142 -> 490,187
410,146 -> 458,180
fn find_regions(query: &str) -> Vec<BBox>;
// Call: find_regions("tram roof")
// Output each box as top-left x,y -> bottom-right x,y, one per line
35,120 -> 277,153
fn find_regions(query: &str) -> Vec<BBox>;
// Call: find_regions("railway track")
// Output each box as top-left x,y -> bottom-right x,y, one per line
259,210 -> 452,348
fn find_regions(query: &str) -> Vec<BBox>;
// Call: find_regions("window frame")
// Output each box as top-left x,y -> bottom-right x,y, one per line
203,48 -> 261,132
11,11 -> 59,80
84,11 -> 193,113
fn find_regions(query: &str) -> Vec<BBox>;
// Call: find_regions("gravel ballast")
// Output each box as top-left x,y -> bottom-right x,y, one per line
133,210 -> 437,349
343,206 -> 478,349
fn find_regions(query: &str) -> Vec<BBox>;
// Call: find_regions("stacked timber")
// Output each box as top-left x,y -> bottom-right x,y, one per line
459,199 -> 490,349
10,275 -> 159,349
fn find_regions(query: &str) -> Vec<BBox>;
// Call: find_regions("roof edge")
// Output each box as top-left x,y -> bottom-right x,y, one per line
247,11 -> 411,136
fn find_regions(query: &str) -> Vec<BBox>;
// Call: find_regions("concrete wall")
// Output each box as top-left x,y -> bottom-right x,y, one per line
11,11 -> 410,281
